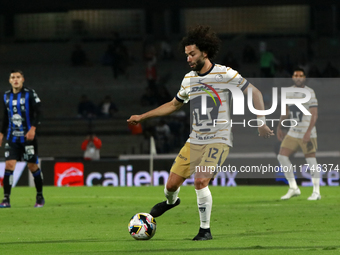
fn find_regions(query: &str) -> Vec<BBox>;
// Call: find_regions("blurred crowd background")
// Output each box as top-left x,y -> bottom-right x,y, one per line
0,0 -> 339,159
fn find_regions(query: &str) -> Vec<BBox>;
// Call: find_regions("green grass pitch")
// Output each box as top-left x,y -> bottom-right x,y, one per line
1,186 -> 340,255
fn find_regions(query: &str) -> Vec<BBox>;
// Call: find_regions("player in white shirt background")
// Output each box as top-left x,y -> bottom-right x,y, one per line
127,25 -> 274,240
277,68 -> 321,200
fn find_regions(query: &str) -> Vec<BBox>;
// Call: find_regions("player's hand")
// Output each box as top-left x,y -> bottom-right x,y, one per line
258,125 -> 274,139
302,131 -> 311,143
25,128 -> 36,141
276,128 -> 284,141
127,115 -> 143,125
0,133 -> 3,147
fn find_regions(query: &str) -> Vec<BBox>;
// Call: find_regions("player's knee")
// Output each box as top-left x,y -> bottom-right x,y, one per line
27,163 -> 39,172
5,162 -> 16,170
194,178 -> 209,189
165,183 -> 180,192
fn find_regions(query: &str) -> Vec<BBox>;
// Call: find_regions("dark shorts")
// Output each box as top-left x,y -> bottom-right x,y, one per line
4,139 -> 39,163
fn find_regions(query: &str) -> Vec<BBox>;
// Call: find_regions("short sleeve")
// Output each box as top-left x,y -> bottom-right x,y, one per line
225,68 -> 249,91
31,89 -> 41,104
176,78 -> 190,103
309,89 -> 318,107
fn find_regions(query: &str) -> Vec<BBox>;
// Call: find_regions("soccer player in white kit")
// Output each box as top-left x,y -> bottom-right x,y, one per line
128,25 -> 274,240
277,68 -> 321,200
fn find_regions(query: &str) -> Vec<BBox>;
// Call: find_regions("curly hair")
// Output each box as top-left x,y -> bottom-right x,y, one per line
180,25 -> 221,59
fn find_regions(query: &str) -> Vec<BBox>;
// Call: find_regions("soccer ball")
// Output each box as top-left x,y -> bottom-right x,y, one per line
128,213 -> 157,240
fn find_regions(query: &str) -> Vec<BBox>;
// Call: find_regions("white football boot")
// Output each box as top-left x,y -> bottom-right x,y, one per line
281,188 -> 301,200
307,192 -> 321,200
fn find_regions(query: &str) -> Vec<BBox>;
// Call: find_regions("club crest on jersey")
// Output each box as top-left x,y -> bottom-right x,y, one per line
12,114 -> 23,127
215,74 -> 223,82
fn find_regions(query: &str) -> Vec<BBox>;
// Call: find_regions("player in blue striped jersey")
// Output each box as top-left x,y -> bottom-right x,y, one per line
0,70 -> 44,208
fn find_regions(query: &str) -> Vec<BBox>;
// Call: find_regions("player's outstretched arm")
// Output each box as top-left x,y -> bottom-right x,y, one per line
127,97 -> 183,125
244,84 -> 274,139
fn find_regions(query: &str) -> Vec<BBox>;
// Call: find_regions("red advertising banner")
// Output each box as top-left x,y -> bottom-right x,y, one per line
54,162 -> 84,186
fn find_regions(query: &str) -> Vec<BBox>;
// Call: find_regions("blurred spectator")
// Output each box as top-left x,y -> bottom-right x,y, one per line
71,44 -> 88,66
145,45 -> 158,89
110,44 -> 123,79
77,95 -> 97,118
154,119 -> 171,153
102,42 -> 130,79
156,86 -> 172,106
118,44 -> 130,79
81,133 -> 102,160
322,61 -> 339,77
140,87 -> 157,107
259,42 -> 278,77
223,51 -> 239,70
98,95 -> 118,118
242,44 -> 257,63
159,37 -> 173,60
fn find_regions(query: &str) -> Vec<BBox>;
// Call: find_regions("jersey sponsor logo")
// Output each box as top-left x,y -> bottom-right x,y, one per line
12,114 -> 24,127
200,82 -> 222,106
178,154 -> 187,161
12,131 -> 24,136
196,133 -> 216,140
54,163 -> 84,186
192,82 -> 223,109
20,98 -> 25,104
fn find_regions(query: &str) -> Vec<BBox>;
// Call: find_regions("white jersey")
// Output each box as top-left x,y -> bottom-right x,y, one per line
176,63 -> 249,147
286,85 -> 318,139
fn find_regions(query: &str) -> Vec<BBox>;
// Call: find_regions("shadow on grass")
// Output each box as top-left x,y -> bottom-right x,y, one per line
68,245 -> 339,253
1,238 -> 338,254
